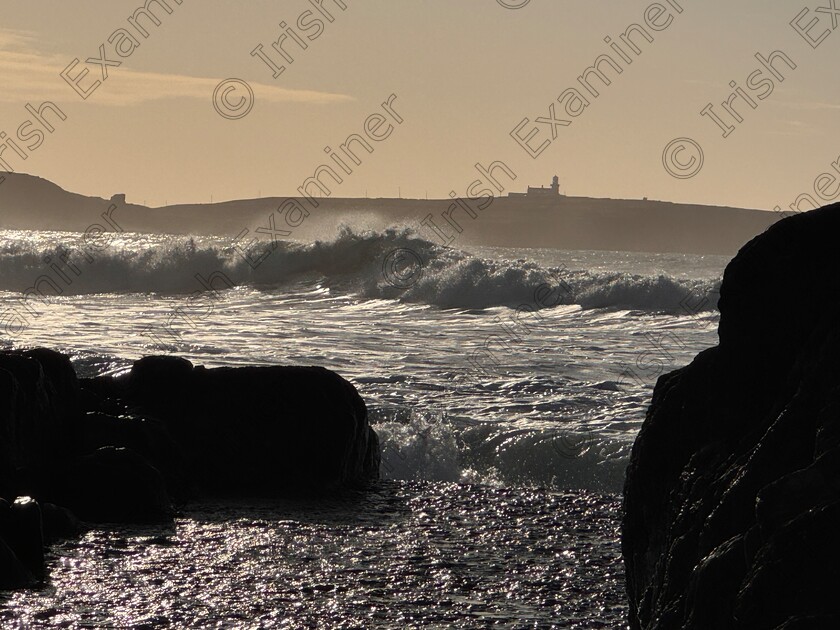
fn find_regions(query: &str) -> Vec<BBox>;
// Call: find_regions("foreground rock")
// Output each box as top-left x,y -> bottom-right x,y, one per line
2,351 -> 379,508
0,498 -> 44,588
0,351 -> 380,587
622,202 -> 840,629
81,356 -> 381,496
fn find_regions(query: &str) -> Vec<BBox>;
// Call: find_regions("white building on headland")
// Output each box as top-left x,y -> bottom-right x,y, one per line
508,175 -> 562,198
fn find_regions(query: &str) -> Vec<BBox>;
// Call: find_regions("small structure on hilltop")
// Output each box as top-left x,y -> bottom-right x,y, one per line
508,175 -> 562,198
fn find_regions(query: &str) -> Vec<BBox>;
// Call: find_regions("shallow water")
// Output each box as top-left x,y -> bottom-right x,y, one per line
1,483 -> 626,629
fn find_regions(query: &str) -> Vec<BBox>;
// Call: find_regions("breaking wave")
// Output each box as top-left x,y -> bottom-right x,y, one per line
371,407 -> 630,493
0,227 -> 720,313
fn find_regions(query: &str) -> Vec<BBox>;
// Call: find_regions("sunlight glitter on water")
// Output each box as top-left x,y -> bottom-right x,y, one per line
1,482 -> 628,629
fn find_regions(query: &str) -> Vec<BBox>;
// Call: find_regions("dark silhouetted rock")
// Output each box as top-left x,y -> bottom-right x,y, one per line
0,350 -> 76,498
73,412 -> 186,498
82,357 -> 381,495
20,349 -> 79,423
4,497 -> 45,581
40,502 -> 83,543
0,496 -> 45,586
0,347 -> 379,507
0,344 -> 380,589
623,203 -> 840,629
0,536 -> 35,590
57,447 -> 173,523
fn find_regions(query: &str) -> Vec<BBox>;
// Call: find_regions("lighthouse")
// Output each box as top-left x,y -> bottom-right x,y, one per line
506,174 -> 563,198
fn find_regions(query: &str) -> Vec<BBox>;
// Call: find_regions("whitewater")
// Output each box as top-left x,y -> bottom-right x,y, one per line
0,226 -> 725,627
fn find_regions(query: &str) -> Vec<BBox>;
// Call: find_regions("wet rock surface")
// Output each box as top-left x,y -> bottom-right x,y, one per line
622,202 -> 840,629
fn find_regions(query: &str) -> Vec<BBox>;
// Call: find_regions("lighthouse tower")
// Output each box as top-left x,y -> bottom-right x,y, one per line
506,174 -> 563,198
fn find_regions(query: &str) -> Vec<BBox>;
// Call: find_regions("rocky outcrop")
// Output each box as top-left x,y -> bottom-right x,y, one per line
622,202 -> 840,629
2,350 -> 379,506
0,349 -> 77,497
81,356 -> 381,496
0,497 -> 44,588
0,350 -> 380,587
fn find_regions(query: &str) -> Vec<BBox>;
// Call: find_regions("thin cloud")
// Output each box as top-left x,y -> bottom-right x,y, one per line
0,29 -> 40,51
0,28 -> 353,106
778,100 -> 840,112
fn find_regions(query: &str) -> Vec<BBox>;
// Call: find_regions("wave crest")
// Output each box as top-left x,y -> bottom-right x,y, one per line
0,227 -> 719,313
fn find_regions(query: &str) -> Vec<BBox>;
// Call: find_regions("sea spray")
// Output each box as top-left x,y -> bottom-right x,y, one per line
0,227 -> 720,314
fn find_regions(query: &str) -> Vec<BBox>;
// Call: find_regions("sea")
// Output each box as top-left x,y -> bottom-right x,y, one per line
0,226 -> 726,628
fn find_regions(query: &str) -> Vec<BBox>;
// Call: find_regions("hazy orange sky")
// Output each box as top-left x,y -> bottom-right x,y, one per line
1,0 -> 838,211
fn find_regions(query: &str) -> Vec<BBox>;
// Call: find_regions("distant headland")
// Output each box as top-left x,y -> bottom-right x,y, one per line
0,171 -> 780,255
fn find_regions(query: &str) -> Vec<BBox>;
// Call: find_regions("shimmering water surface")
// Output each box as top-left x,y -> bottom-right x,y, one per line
2,484 -> 625,629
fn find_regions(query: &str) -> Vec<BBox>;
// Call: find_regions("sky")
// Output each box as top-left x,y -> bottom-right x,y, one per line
0,0 -> 838,210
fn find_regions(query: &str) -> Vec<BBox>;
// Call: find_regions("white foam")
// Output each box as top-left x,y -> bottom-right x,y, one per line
0,227 -> 720,314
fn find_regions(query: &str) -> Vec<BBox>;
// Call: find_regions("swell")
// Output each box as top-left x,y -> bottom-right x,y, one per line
0,227 -> 719,313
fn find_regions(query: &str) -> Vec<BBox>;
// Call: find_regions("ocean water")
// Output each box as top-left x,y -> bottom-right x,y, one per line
0,227 -> 726,627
